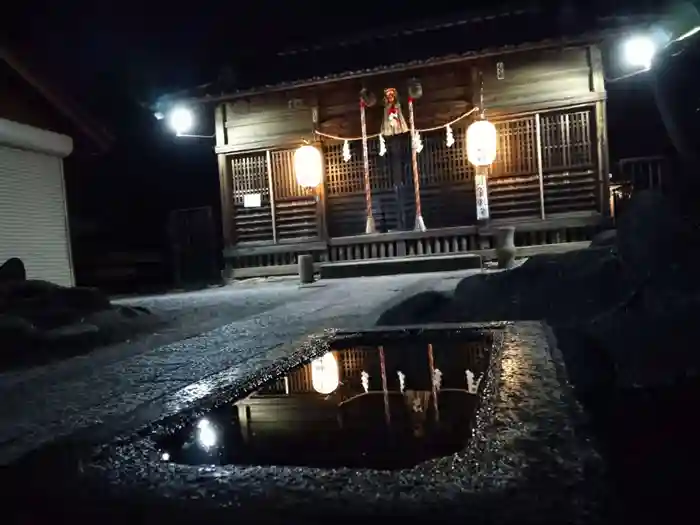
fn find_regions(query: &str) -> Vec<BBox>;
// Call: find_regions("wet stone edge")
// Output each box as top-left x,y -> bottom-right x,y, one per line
53,323 -> 605,522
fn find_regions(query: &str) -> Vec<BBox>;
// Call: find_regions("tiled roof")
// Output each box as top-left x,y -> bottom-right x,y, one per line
159,6 -> 654,105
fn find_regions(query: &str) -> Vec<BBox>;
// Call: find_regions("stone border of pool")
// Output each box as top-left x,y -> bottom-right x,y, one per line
9,322 -> 608,524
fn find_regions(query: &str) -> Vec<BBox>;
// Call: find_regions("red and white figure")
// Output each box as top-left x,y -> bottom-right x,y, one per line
381,88 -> 408,136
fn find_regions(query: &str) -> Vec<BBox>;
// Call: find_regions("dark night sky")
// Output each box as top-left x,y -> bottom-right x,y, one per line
5,0 -> 504,105
0,0 -> 683,267
3,0 -> 675,107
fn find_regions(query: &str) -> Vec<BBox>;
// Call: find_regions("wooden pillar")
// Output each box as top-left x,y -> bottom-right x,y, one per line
312,108 -> 330,243
535,113 -> 546,219
265,150 -> 278,244
317,148 -> 329,241
595,99 -> 611,218
589,45 -> 611,218
215,105 -> 234,250
217,154 -> 234,248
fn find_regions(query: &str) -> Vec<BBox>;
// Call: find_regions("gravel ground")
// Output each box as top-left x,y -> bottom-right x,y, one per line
0,271 -> 479,465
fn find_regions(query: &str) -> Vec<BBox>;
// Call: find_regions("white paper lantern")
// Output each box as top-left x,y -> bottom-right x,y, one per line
310,352 -> 340,395
466,119 -> 497,167
293,145 -> 323,187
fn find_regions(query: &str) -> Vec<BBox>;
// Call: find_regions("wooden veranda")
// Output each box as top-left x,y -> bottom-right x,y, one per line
221,103 -> 608,278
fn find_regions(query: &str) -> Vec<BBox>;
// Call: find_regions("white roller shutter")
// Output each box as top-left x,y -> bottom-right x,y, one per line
0,118 -> 74,287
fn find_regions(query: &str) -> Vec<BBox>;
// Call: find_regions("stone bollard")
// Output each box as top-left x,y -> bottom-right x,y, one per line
298,254 -> 314,284
495,226 -> 516,269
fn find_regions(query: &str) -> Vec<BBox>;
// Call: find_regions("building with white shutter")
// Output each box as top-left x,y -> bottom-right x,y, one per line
0,49 -> 112,286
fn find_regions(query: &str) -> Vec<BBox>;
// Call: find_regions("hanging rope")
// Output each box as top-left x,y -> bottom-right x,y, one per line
313,107 -> 479,141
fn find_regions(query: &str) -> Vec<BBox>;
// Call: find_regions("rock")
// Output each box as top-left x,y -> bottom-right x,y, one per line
0,258 -> 26,283
583,294 -> 700,388
9,285 -> 111,328
448,246 -> 627,325
43,323 -> 99,343
84,308 -> 145,328
590,229 -> 616,248
118,306 -> 143,318
0,280 -> 60,301
53,286 -> 111,313
376,291 -> 452,325
0,314 -> 38,341
616,191 -> 698,287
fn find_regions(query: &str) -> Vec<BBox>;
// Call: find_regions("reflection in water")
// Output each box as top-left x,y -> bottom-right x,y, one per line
158,337 -> 491,470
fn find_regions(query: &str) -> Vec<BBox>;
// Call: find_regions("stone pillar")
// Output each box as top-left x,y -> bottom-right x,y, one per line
495,226 -> 516,269
298,254 -> 314,284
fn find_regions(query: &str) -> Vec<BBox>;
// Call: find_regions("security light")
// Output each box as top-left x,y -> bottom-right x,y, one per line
622,35 -> 657,70
167,106 -> 194,136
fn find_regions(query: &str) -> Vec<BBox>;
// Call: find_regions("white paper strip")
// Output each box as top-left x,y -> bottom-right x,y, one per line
243,193 -> 262,208
474,173 -> 490,220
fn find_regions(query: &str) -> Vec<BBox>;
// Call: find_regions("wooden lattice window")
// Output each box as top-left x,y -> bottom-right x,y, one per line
339,348 -> 369,381
270,149 -> 314,200
417,125 -> 474,186
324,138 -> 393,196
491,116 -> 538,177
540,110 -> 593,171
231,153 -> 269,204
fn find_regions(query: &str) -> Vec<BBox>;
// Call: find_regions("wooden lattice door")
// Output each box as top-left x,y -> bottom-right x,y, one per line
230,153 -> 274,243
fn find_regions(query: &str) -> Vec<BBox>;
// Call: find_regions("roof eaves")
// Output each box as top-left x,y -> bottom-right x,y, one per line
0,48 -> 114,154
176,28 -> 623,106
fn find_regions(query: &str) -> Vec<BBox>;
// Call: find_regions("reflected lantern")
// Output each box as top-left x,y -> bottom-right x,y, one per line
293,145 -> 323,188
310,352 -> 340,395
466,119 -> 497,167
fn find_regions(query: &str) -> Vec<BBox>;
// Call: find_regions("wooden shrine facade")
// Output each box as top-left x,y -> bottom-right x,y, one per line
214,42 -> 610,277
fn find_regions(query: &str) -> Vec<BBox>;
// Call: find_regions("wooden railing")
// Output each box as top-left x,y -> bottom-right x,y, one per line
225,212 -> 602,278
610,156 -> 670,220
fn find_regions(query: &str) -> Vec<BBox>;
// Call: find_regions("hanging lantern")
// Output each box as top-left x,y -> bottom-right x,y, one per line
293,145 -> 323,188
466,119 -> 497,167
310,352 -> 340,395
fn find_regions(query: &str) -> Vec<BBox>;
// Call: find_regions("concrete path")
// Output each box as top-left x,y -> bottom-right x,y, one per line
0,271 -> 473,465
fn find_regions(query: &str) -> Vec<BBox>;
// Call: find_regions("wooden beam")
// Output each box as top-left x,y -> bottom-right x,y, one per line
587,45 -> 606,94
225,240 -> 328,258
215,104 -> 226,147
231,262 -> 321,279
328,212 -> 602,246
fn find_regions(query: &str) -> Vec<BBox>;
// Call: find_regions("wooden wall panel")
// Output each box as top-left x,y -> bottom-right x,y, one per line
219,90 -> 318,153
481,47 -> 596,113
216,45 -> 600,154
316,62 -> 473,141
